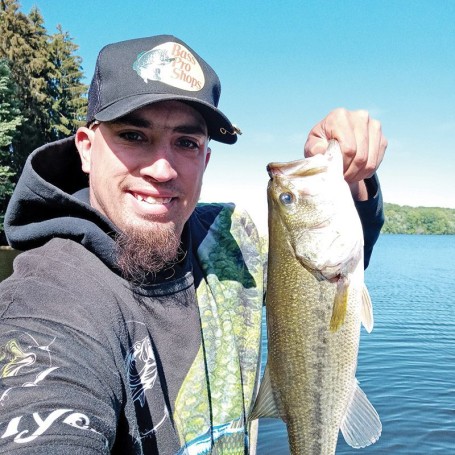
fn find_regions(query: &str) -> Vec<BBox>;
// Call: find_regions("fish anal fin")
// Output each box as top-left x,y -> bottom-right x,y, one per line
340,379 -> 382,448
330,277 -> 349,332
248,364 -> 281,421
360,284 -> 374,333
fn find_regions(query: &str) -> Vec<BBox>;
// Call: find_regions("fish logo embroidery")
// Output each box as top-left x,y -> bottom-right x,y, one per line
132,42 -> 205,92
133,49 -> 175,83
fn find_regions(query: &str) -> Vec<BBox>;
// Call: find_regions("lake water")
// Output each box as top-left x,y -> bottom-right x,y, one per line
256,234 -> 455,454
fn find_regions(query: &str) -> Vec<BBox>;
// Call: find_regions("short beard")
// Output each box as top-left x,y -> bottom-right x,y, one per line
115,223 -> 182,285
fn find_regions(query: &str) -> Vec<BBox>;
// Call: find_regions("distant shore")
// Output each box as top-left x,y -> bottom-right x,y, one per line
382,203 -> 455,234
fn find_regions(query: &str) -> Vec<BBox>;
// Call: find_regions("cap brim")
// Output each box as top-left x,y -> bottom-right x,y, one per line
94,94 -> 238,144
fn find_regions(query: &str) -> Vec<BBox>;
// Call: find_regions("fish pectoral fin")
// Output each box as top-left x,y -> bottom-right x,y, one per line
248,364 -> 281,421
340,379 -> 382,448
360,284 -> 374,333
329,277 -> 349,332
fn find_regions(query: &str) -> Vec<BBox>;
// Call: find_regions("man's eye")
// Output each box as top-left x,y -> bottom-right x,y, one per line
177,138 -> 199,149
119,131 -> 144,142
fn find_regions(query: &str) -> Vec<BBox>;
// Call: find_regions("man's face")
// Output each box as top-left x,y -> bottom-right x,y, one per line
76,101 -> 211,239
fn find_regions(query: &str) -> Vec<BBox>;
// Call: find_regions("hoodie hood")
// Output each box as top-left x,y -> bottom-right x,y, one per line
5,137 -> 119,269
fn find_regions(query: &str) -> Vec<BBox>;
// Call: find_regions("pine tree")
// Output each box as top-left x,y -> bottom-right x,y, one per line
0,0 -> 51,171
0,59 -> 22,233
0,60 -> 22,148
48,25 -> 87,138
0,0 -> 87,164
0,0 -> 87,240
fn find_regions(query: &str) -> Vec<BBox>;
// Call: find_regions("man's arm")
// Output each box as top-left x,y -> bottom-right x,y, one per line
354,174 -> 384,268
0,272 -> 120,453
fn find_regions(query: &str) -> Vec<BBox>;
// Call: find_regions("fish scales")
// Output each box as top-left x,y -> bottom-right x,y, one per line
267,213 -> 359,453
249,141 -> 381,454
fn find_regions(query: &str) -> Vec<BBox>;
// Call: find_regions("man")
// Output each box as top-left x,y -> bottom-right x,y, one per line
0,35 -> 386,454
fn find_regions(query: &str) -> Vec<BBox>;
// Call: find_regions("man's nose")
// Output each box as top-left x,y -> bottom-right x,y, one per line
140,154 -> 178,182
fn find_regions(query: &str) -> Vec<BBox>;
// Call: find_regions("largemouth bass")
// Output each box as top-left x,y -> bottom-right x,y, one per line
249,141 -> 381,454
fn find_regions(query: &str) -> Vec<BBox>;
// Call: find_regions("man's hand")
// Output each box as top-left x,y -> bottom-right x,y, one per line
304,108 -> 387,201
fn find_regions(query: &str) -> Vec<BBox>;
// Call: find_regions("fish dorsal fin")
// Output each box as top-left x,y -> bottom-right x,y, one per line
360,284 -> 374,333
340,379 -> 382,448
330,276 -> 349,332
248,364 -> 281,421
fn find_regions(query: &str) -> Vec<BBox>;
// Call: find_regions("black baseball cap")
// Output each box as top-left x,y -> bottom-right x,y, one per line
87,35 -> 240,144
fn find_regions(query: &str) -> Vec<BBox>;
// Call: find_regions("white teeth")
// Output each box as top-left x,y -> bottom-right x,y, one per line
134,194 -> 172,204
144,196 -> 172,204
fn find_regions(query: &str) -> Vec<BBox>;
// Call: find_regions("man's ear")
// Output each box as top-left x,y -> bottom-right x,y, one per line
75,127 -> 94,173
204,147 -> 211,169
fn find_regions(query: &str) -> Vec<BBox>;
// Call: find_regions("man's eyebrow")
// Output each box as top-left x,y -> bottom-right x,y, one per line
107,114 -> 151,128
107,115 -> 207,136
173,124 -> 208,136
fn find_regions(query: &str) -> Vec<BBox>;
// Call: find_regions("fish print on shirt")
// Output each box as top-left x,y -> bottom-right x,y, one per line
0,331 -> 58,405
125,321 -> 171,442
125,336 -> 157,407
0,332 -> 106,446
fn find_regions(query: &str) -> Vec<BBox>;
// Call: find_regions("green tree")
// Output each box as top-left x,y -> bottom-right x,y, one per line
0,0 -> 87,241
383,203 -> 455,235
0,59 -> 22,233
0,0 -> 51,170
0,0 -> 87,166
47,24 -> 87,138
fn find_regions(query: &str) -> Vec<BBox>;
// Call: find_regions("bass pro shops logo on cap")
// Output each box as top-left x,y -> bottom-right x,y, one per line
132,42 -> 205,92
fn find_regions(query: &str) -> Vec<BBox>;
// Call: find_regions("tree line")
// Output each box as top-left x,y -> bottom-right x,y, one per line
0,0 -> 87,241
383,203 -> 455,235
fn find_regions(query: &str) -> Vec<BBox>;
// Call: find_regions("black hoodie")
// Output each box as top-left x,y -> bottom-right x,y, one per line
5,137 -> 118,269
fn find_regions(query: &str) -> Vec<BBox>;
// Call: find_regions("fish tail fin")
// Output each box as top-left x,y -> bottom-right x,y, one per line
248,364 -> 281,421
360,284 -> 374,333
330,277 -> 349,332
340,379 -> 382,448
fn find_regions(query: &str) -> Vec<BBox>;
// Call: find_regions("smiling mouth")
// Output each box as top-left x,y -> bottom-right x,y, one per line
133,193 -> 173,205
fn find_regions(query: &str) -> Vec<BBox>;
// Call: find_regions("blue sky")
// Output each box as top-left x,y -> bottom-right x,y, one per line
21,0 -> 455,232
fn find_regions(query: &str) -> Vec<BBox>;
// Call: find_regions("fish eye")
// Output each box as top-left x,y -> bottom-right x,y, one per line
279,192 -> 294,205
